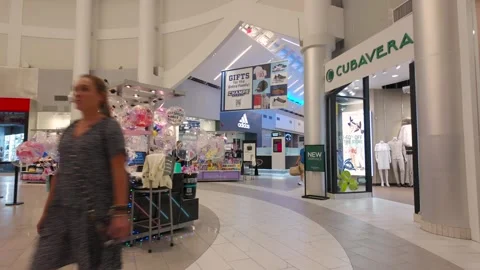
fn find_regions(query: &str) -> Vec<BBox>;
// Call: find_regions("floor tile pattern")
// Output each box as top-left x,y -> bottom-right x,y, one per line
199,182 -> 463,270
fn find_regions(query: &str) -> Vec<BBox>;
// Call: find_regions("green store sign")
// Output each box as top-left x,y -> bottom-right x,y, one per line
326,33 -> 414,83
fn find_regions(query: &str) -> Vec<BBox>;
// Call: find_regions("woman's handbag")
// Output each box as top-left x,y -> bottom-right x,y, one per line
289,165 -> 301,176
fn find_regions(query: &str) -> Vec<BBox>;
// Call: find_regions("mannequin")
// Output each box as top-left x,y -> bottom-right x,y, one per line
388,137 -> 407,186
374,141 -> 391,187
399,120 -> 414,187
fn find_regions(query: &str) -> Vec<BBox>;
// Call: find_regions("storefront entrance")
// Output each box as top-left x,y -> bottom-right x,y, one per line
326,62 -> 420,213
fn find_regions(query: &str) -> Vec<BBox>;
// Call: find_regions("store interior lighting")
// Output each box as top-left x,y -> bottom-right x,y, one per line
214,45 -> 253,80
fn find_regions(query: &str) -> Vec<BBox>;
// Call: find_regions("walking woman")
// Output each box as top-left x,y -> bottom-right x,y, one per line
31,75 -> 130,269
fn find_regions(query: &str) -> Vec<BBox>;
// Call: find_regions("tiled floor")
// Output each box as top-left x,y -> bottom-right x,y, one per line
373,186 -> 414,205
2,173 -> 480,269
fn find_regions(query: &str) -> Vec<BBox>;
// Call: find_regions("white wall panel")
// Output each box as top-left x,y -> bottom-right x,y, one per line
342,0 -> 406,50
163,79 -> 220,121
0,0 -> 9,23
98,0 -> 139,29
275,114 -> 295,131
163,0 -> 230,22
162,19 -> 222,70
258,0 -> 303,12
0,33 -> 7,66
23,0 -> 76,29
21,37 -> 74,69
96,39 -> 138,69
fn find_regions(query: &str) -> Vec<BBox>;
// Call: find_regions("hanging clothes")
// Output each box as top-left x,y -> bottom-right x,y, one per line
398,124 -> 413,147
374,142 -> 391,170
141,153 -> 172,189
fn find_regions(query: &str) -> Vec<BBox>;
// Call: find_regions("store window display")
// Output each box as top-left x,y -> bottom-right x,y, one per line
388,137 -> 407,186
374,141 -> 391,187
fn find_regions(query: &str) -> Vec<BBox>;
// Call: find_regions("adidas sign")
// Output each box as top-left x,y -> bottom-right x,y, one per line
237,114 -> 250,129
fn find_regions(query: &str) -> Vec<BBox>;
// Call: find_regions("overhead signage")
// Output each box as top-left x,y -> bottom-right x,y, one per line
224,67 -> 253,111
237,114 -> 250,129
326,33 -> 414,83
222,60 -> 289,111
324,14 -> 414,91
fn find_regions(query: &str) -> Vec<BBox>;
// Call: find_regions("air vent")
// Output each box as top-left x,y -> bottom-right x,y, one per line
187,76 -> 221,90
263,115 -> 267,118
54,95 -> 69,101
393,0 -> 412,23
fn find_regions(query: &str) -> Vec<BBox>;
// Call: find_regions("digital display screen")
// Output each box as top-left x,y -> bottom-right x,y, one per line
273,139 -> 283,153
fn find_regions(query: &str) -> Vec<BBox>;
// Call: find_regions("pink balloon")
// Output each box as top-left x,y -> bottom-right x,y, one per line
126,105 -> 153,128
16,141 -> 45,164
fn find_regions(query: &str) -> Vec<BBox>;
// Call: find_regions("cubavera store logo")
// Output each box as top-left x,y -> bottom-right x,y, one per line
326,33 -> 414,82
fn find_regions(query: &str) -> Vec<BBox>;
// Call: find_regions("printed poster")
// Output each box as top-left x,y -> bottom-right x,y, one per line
224,67 -> 253,111
341,110 -> 365,176
269,60 -> 288,109
252,64 -> 271,109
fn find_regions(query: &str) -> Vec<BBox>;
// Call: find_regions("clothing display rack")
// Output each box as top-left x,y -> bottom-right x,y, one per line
130,156 -> 175,252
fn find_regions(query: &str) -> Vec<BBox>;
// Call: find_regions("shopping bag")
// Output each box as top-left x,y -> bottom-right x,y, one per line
289,166 -> 301,176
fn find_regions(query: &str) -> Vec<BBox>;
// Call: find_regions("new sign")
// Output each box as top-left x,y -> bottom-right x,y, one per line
325,14 -> 414,91
305,145 -> 325,172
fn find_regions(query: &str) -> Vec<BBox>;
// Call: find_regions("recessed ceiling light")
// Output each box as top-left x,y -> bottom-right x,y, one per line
299,91 -> 304,96
126,85 -> 131,88
214,45 -> 253,80
151,90 -> 156,93
383,71 -> 387,74
355,79 -> 360,82
392,74 -> 399,78
293,84 -> 304,93
288,80 -> 299,88
134,94 -> 139,98
372,74 -> 377,78
396,65 -> 401,70
354,86 -> 360,90
344,87 -> 349,90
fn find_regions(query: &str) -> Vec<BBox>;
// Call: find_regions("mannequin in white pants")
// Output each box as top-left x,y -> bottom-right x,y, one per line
374,141 -> 391,187
388,137 -> 406,186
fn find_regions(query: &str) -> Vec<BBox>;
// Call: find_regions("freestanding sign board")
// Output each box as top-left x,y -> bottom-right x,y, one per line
303,145 -> 328,200
305,145 -> 325,172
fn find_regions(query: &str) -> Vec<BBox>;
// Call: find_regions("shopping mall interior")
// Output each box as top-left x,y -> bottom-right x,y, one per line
1,0 -> 480,269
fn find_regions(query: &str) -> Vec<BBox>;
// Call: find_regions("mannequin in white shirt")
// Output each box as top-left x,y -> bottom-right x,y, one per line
388,137 -> 407,186
374,141 -> 391,187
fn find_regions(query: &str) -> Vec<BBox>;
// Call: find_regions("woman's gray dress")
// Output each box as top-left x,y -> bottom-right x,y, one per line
31,118 -> 126,270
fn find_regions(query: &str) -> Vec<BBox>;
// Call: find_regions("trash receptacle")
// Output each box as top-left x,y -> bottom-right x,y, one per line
183,173 -> 197,199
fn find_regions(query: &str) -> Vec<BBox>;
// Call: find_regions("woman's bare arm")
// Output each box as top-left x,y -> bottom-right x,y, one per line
111,154 -> 128,206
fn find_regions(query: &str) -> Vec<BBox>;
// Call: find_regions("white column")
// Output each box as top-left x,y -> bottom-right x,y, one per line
71,0 -> 93,121
7,0 -> 23,67
413,0 -> 472,238
302,0 -> 333,197
138,0 -> 156,84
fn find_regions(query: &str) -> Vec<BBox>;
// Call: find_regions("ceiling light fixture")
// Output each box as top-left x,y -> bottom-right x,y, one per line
383,71 -> 388,75
396,65 -> 401,70
392,74 -> 399,78
281,38 -> 300,47
134,94 -> 139,98
288,80 -> 299,88
372,74 -> 377,78
293,84 -> 304,93
299,91 -> 304,96
354,86 -> 360,90
214,45 -> 253,80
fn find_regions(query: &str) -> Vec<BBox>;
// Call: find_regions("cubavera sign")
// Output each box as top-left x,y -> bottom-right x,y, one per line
325,14 -> 414,91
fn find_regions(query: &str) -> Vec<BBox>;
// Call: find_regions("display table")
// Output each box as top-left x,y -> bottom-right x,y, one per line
197,170 -> 241,182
